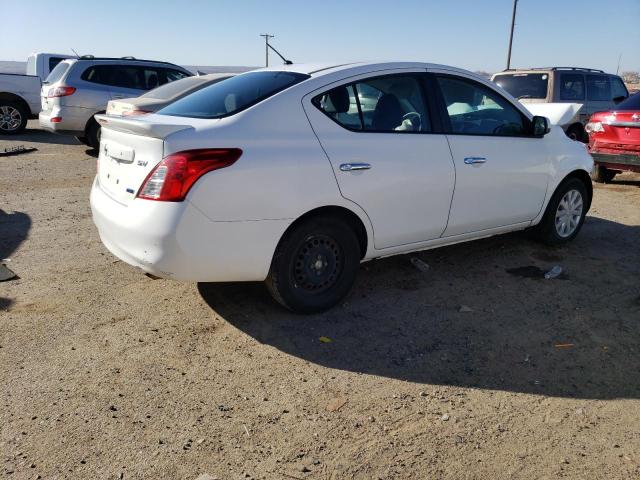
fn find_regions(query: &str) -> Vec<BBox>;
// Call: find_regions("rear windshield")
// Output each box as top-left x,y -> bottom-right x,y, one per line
615,92 -> 640,111
158,71 -> 310,119
44,62 -> 71,85
141,75 -> 214,100
493,73 -> 549,100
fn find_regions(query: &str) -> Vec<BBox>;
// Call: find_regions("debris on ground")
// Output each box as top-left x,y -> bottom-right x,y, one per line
326,397 -> 347,412
544,265 -> 563,279
554,343 -> 575,349
441,414 -> 450,421
506,265 -> 567,280
0,145 -> 38,157
0,264 -> 17,282
410,257 -> 430,272
459,305 -> 473,313
319,336 -> 332,343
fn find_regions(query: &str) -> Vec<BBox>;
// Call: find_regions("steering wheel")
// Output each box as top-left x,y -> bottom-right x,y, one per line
402,112 -> 422,132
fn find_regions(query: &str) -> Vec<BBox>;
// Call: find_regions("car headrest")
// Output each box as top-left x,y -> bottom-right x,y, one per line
372,94 -> 403,130
327,87 -> 350,114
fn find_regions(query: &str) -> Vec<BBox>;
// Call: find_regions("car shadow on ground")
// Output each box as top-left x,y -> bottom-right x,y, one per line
2,126 -> 81,145
0,209 -> 32,311
199,216 -> 640,400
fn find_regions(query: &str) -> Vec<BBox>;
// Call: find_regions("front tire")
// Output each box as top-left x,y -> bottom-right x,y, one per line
0,101 -> 28,135
532,177 -> 588,245
591,164 -> 616,183
266,216 -> 361,313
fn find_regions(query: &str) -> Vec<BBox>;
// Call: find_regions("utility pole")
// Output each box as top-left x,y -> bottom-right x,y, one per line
260,34 -> 274,67
506,0 -> 518,70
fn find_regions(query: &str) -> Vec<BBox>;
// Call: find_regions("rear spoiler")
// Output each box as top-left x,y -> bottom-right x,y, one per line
95,114 -> 194,139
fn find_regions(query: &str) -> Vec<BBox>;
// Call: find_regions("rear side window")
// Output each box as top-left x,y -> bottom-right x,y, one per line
44,62 -> 70,84
615,92 -> 640,110
48,57 -> 66,72
611,77 -> 628,100
437,76 -> 527,136
493,73 -> 549,99
313,74 -> 431,133
158,71 -> 309,119
586,75 -> 611,101
559,73 -> 585,101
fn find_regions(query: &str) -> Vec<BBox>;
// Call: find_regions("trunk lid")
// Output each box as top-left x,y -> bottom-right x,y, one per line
605,111 -> 640,143
96,114 -> 197,205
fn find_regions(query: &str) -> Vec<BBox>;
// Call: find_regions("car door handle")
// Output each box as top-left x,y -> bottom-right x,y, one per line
340,163 -> 372,171
463,157 -> 487,165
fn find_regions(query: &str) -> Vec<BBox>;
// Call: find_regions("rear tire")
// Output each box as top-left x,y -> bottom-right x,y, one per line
266,216 -> 361,313
0,101 -> 28,135
86,118 -> 101,150
591,164 -> 616,183
75,136 -> 89,146
531,177 -> 588,245
566,124 -> 588,143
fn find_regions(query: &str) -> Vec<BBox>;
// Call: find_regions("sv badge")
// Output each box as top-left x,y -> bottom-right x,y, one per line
137,160 -> 148,167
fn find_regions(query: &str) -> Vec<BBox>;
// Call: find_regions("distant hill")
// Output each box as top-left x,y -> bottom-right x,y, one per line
0,60 -> 256,76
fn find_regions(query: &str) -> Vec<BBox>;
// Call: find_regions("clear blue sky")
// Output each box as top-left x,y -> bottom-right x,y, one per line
3,0 -> 639,72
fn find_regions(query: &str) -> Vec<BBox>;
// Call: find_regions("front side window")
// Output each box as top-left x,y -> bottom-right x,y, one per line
158,71 -> 309,119
313,74 -> 431,133
586,75 -> 611,101
437,76 -> 527,136
559,73 -> 585,101
493,73 -> 549,99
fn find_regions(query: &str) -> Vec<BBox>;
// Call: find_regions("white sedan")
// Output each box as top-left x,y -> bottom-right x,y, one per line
90,62 -> 593,313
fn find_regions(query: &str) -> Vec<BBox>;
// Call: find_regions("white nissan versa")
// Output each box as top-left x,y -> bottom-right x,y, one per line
90,62 -> 593,313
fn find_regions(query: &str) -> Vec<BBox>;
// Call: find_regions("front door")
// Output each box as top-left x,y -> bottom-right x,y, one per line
304,71 -> 455,249
432,73 -> 550,237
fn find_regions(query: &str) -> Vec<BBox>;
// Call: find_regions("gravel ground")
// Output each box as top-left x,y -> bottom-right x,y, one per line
1,122 -> 639,479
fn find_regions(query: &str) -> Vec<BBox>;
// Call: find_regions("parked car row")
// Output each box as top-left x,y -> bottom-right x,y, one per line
0,52 -> 73,134
492,67 -> 629,142
90,62 -> 594,313
38,56 -> 192,148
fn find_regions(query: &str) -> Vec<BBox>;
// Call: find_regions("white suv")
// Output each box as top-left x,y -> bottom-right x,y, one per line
91,62 -> 593,313
39,56 -> 191,149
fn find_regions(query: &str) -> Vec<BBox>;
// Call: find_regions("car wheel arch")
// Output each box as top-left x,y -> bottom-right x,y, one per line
0,92 -> 32,117
84,111 -> 105,136
278,205 -> 370,260
558,169 -> 593,210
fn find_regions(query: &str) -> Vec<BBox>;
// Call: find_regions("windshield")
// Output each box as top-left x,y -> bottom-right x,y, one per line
44,62 -> 71,85
158,71 -> 310,119
141,75 -> 219,100
493,73 -> 549,99
615,92 -> 640,111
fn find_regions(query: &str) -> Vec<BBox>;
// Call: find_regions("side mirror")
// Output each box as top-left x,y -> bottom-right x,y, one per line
532,115 -> 550,136
613,95 -> 626,104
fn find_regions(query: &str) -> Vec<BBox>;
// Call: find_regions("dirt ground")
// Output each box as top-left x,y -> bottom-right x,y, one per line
1,121 -> 639,479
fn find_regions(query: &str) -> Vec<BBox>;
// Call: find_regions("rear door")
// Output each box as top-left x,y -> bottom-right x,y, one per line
432,72 -> 550,236
304,70 -> 455,249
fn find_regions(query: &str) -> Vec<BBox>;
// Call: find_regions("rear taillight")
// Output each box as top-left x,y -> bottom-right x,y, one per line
137,149 -> 242,202
122,109 -> 151,117
585,121 -> 604,133
47,86 -> 76,98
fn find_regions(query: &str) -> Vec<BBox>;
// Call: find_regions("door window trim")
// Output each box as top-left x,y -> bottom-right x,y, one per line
311,72 -> 444,135
431,73 -> 538,139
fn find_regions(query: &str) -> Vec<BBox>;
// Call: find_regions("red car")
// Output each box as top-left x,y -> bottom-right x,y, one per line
587,92 -> 640,182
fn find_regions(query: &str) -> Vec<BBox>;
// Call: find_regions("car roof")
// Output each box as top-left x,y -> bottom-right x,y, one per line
257,61 -> 476,78
61,57 -> 189,70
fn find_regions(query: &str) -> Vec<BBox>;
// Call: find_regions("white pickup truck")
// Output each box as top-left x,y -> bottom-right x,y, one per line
0,53 -> 73,134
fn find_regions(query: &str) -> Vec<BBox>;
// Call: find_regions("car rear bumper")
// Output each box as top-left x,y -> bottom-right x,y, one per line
90,176 -> 289,282
39,105 -> 93,135
591,152 -> 640,172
